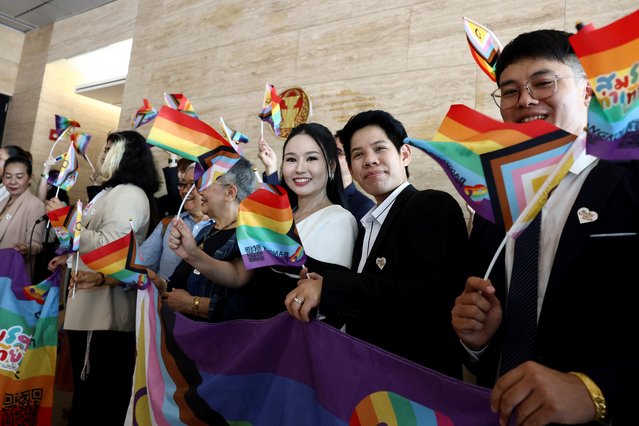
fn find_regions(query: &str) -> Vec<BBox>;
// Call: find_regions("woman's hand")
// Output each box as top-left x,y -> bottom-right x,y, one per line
162,289 -> 195,314
147,269 -> 167,294
46,197 -> 65,213
12,244 -> 28,257
69,270 -> 103,291
257,137 -> 278,176
48,254 -> 70,271
168,219 -> 199,261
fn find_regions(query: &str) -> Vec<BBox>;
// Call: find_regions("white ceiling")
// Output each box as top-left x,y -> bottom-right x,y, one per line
0,0 -> 115,32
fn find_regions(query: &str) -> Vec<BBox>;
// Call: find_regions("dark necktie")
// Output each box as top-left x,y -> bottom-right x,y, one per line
499,212 -> 542,376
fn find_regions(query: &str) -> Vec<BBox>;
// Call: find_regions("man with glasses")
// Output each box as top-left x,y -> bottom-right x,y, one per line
452,30 -> 638,424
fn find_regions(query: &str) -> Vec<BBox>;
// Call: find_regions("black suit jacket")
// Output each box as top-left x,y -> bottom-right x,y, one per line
469,160 -> 639,423
322,185 -> 468,379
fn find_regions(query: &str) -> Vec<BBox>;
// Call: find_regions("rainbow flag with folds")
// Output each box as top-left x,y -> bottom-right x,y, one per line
80,228 -> 149,289
147,106 -> 235,169
258,83 -> 283,136
194,148 -> 242,191
0,249 -> 60,425
128,286 -> 497,425
70,200 -> 83,252
405,104 -> 577,231
463,17 -> 502,82
220,116 -> 249,155
570,10 -> 639,160
236,184 -> 306,269
54,143 -> 79,190
71,132 -> 91,156
164,93 -> 198,118
46,205 -> 71,229
131,98 -> 158,128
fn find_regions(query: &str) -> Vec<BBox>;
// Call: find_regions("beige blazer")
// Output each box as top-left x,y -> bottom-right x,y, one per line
0,189 -> 45,257
63,184 -> 150,332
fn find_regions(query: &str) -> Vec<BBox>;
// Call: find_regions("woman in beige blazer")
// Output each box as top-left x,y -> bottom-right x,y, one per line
47,131 -> 159,426
0,156 -> 45,269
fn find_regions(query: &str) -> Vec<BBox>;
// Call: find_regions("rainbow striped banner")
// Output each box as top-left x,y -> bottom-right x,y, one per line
147,106 -> 233,167
131,98 -> 158,128
236,184 -> 306,269
80,228 -> 149,289
570,10 -> 639,160
406,104 -> 577,231
258,83 -> 283,136
129,289 -> 497,425
463,17 -> 502,82
0,249 -> 60,425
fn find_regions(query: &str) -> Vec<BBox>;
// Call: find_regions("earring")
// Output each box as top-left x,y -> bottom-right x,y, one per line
328,170 -> 335,181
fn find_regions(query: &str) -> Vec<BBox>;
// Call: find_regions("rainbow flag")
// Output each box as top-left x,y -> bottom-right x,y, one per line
164,93 -> 198,118
129,287 -> 497,425
194,147 -> 242,191
80,228 -> 149,289
131,98 -> 158,128
570,10 -> 639,160
405,104 -> 577,231
0,249 -> 60,425
147,106 -> 233,167
236,184 -> 306,269
46,205 -> 71,228
258,83 -> 283,136
220,116 -> 249,155
71,132 -> 91,156
55,114 -> 80,133
54,144 -> 79,190
71,201 -> 83,252
463,17 -> 502,82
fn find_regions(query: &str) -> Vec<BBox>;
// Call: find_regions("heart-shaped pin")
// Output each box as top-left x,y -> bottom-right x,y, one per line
577,207 -> 598,224
376,257 -> 386,270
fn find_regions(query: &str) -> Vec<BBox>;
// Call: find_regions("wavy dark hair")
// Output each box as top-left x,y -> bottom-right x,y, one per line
102,131 -> 159,195
279,123 -> 347,209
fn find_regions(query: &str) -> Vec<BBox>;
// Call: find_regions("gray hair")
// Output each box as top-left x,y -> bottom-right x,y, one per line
217,157 -> 257,202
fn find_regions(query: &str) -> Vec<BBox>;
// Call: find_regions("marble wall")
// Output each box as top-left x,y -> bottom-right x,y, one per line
2,0 -> 638,206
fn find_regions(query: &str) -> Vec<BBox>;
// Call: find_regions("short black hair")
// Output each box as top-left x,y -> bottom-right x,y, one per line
4,155 -> 32,176
339,110 -> 409,177
495,29 -> 585,84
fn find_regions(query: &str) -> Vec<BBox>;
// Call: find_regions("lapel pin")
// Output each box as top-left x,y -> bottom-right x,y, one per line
577,207 -> 598,224
376,257 -> 386,270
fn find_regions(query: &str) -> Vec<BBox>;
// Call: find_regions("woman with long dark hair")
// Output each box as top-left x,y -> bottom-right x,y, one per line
47,130 -> 159,425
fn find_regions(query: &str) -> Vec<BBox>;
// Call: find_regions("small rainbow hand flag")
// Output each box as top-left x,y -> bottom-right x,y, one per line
80,227 -> 149,289
236,184 -> 306,269
258,83 -> 283,136
71,201 -> 83,252
405,104 -> 577,231
71,132 -> 92,156
194,147 -> 242,191
131,98 -> 158,128
55,114 -> 80,134
570,10 -> 639,160
463,17 -> 502,82
47,205 -> 71,229
220,116 -> 249,155
164,93 -> 198,118
54,144 -> 79,190
147,106 -> 234,168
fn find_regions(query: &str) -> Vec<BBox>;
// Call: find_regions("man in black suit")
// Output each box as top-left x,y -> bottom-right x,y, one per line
451,30 -> 639,425
285,110 -> 468,379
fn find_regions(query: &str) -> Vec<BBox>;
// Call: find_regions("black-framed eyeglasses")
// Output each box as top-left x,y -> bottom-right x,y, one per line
177,181 -> 195,190
491,74 -> 576,110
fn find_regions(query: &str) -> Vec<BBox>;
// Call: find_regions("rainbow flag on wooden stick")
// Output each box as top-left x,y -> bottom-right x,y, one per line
570,10 -> 639,160
406,104 -> 577,231
80,227 -> 149,289
236,184 -> 306,269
